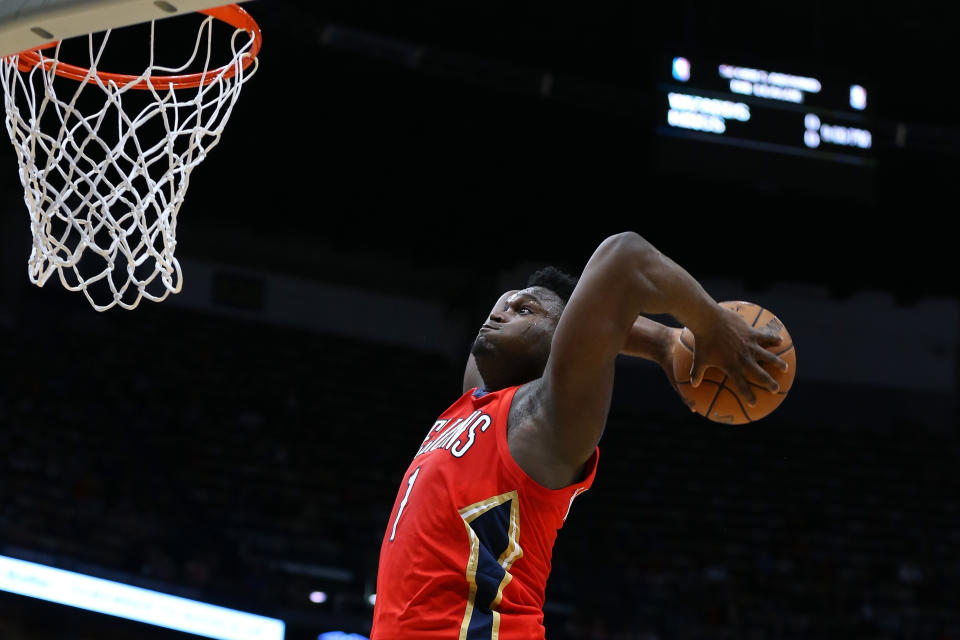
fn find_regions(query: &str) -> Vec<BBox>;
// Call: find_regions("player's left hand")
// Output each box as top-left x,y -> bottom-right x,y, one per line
655,327 -> 692,406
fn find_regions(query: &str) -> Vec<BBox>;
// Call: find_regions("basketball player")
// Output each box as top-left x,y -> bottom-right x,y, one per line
370,232 -> 787,639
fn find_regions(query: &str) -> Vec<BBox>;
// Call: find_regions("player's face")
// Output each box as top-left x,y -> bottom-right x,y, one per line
471,287 -> 563,377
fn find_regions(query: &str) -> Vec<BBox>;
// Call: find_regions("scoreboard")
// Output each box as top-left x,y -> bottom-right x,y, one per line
654,53 -> 877,200
657,54 -> 875,165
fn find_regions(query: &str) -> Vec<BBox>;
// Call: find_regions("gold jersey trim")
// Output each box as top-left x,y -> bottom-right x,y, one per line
458,490 -> 523,640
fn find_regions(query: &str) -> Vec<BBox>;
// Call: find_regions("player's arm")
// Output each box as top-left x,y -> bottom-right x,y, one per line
621,314 -> 677,362
468,314 -> 677,394
621,315 -> 683,394
529,232 -> 785,473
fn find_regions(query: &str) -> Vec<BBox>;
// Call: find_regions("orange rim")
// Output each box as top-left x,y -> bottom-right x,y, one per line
12,4 -> 261,90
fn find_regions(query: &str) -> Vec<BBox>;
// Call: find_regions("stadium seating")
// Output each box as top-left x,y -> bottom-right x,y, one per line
1,300 -> 958,639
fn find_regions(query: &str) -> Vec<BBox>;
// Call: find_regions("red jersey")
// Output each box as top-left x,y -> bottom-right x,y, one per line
370,385 -> 599,640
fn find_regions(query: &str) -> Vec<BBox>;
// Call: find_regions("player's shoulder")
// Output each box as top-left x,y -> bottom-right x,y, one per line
506,377 -> 592,489
506,378 -> 546,437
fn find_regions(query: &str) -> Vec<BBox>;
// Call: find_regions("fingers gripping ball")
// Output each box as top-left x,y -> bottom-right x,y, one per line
672,301 -> 796,424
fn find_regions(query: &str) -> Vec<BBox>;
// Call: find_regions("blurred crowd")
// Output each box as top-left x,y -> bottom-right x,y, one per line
1,301 -> 958,639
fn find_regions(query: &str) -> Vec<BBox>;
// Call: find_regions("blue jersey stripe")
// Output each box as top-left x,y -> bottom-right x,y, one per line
464,500 -> 512,639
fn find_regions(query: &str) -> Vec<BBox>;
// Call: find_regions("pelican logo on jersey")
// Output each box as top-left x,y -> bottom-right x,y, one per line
416,410 -> 493,459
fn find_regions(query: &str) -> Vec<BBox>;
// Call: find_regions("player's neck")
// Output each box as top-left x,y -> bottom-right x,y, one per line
473,357 -> 541,392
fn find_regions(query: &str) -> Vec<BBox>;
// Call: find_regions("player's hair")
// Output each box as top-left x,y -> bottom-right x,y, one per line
526,266 -> 578,306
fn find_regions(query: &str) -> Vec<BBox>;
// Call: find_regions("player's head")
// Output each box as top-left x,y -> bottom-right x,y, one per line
471,266 -> 578,390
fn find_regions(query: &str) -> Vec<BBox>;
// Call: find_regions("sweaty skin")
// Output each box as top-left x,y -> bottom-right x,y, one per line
465,232 -> 786,490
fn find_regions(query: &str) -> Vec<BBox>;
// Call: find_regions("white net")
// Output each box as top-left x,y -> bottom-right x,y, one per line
0,13 -> 258,311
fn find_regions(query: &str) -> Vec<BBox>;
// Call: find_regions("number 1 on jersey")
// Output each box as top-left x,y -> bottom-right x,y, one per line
389,466 -> 420,541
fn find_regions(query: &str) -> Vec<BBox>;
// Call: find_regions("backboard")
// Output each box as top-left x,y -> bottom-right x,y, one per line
0,0 -> 236,57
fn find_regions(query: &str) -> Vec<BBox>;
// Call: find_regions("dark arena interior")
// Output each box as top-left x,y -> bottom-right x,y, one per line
1,2 -> 959,639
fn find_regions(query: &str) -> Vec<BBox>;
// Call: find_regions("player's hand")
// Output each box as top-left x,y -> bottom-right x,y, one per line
655,326 -> 685,397
690,305 -> 788,406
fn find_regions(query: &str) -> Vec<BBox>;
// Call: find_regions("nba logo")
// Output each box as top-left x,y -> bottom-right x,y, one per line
672,57 -> 690,82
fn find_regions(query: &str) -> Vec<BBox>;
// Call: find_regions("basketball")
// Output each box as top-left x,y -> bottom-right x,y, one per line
671,301 -> 796,424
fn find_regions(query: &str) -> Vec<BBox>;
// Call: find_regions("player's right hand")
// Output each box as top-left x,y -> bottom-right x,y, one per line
689,305 -> 788,406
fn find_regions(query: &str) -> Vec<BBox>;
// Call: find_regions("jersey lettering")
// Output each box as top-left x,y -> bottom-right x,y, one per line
430,416 -> 469,452
389,466 -> 420,541
437,420 -> 472,451
416,410 -> 492,459
450,415 -> 491,458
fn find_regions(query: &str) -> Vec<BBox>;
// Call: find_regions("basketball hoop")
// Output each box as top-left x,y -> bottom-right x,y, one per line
0,4 -> 261,311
